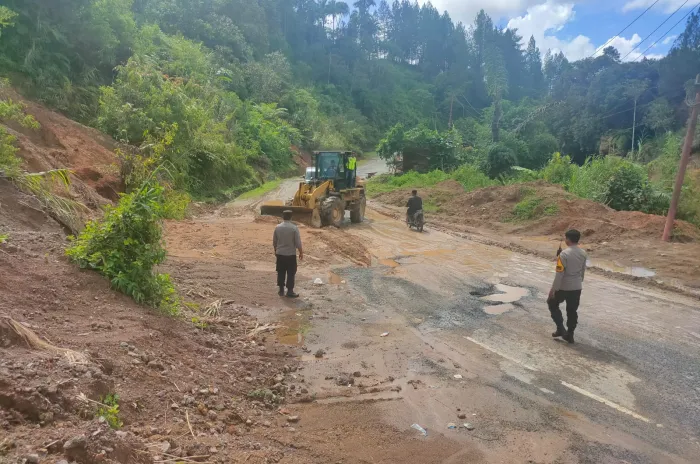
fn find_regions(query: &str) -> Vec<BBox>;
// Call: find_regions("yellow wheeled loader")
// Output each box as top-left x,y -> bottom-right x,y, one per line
260,151 -> 366,227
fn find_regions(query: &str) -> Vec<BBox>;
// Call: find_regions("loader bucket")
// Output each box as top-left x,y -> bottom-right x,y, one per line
259,202 -> 322,228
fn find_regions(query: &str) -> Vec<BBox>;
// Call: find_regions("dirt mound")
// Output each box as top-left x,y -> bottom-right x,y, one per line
375,181 -> 700,244
1,88 -> 121,222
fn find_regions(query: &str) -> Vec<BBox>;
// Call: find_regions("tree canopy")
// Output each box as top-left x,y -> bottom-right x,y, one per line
0,0 -> 698,197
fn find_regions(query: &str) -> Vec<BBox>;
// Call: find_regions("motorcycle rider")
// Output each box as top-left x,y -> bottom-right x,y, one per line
406,189 -> 423,225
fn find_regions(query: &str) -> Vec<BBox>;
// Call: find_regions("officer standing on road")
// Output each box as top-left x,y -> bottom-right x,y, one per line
548,229 -> 587,343
273,210 -> 303,298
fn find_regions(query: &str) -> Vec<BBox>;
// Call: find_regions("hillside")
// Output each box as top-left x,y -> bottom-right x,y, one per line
372,181 -> 700,295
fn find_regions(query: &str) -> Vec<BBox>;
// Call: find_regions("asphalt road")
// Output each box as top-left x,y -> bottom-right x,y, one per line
261,160 -> 700,462
333,207 -> 700,462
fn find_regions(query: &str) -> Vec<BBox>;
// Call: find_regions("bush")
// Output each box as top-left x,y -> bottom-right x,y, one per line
66,180 -> 179,314
486,143 -> 516,178
526,133 -> 558,169
541,152 -> 575,185
452,164 -> 495,191
604,164 -> 669,214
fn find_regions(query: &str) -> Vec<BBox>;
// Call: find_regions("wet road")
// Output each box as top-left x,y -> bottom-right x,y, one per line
260,161 -> 699,462
330,208 -> 700,462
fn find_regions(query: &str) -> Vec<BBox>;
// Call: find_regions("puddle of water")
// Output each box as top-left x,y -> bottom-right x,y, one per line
275,309 -> 312,346
379,258 -> 400,268
587,259 -> 656,278
480,284 -> 529,303
484,303 -> 514,315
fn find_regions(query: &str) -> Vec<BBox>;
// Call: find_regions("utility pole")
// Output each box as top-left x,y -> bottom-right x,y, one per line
631,96 -> 637,156
662,74 -> 700,242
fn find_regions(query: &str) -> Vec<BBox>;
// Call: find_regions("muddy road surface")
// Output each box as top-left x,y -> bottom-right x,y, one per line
244,173 -> 700,463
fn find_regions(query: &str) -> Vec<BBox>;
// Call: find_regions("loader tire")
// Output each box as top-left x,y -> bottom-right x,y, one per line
350,196 -> 366,223
322,197 -> 345,228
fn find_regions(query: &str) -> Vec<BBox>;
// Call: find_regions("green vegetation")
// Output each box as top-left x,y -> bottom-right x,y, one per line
512,195 -> 543,221
0,1 -> 696,198
236,179 -> 283,200
66,177 -> 179,314
0,233 -> 8,244
0,1 -> 697,223
97,393 -> 123,429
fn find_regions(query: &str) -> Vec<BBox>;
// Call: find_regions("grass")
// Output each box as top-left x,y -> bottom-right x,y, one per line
365,165 -> 494,198
511,193 -> 559,221
236,179 -> 283,200
512,196 -> 543,220
0,233 -> 8,244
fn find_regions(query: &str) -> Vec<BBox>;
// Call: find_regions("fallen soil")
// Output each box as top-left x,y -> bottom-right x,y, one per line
3,97 -> 698,464
372,181 -> 700,295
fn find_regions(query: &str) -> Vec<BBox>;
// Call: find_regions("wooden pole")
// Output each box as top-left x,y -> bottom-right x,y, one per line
662,74 -> 700,242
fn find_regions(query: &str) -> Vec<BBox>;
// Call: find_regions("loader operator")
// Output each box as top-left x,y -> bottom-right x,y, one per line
346,154 -> 357,187
273,210 -> 303,298
406,190 -> 423,224
548,229 -> 587,344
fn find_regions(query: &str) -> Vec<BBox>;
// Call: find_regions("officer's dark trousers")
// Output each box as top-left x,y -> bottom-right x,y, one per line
548,290 -> 581,331
276,254 -> 297,292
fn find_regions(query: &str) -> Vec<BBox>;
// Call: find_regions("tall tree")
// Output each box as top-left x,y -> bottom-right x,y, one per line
525,36 -> 544,97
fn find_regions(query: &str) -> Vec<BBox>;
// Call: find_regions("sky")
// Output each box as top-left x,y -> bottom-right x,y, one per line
417,0 -> 698,61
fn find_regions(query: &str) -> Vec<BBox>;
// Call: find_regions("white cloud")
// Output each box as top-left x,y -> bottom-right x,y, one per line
418,0 -> 559,25
506,1 -> 666,61
662,34 -> 677,44
623,0 -> 693,14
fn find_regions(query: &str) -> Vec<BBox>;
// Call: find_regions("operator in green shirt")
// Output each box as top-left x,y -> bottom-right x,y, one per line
346,154 -> 357,187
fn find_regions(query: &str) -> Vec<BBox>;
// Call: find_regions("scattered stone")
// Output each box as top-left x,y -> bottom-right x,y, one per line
453,374 -> 463,380
208,410 -> 218,420
463,423 -> 475,430
147,360 -> 164,370
246,419 -> 253,426
115,431 -> 128,439
314,349 -> 325,358
170,403 -> 179,410
335,374 -> 354,386
352,371 -> 361,377
390,385 -> 401,392
288,427 -> 296,432
159,441 -> 171,454
63,435 -> 87,451
119,342 -> 129,349
447,423 -> 457,429
24,454 -> 40,464
209,447 -> 218,454
458,413 -> 467,420
287,415 -> 300,423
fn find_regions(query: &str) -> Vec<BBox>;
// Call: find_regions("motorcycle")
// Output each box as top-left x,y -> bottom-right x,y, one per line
407,210 -> 424,232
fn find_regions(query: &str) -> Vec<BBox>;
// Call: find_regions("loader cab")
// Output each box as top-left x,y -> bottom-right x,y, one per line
314,151 -> 352,190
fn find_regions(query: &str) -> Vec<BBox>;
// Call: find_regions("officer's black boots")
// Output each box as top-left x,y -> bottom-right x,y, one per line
563,330 -> 575,344
552,325 -> 567,338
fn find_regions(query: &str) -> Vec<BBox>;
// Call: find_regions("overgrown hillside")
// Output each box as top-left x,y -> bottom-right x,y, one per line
0,1 -> 698,200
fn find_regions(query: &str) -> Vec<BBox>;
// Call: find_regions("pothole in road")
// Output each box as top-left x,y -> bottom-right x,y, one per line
483,303 -> 515,315
478,284 -> 529,315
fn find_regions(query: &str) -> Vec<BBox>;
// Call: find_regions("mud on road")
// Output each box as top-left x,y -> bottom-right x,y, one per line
199,179 -> 699,463
2,173 -> 699,464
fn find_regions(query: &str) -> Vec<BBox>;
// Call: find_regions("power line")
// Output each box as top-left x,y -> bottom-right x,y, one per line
621,0 -> 691,61
635,4 -> 700,61
593,87 -> 687,123
590,0 -> 661,58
